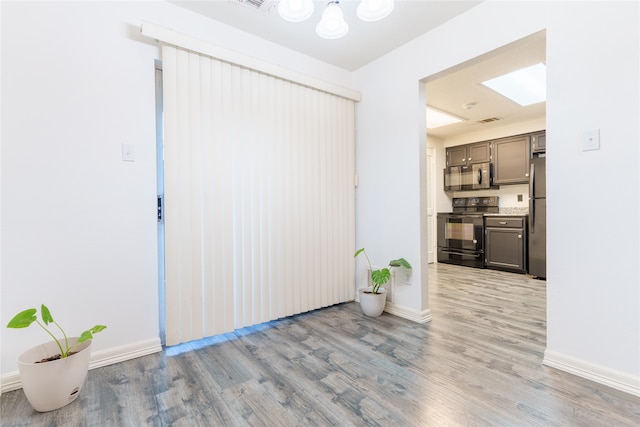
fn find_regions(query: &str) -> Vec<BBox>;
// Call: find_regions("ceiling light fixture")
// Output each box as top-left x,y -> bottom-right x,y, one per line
316,1 -> 349,39
426,106 -> 464,129
278,0 -> 314,22
277,0 -> 395,40
357,0 -> 394,22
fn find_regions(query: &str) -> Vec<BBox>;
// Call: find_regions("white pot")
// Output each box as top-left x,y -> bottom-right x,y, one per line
358,287 -> 387,317
17,337 -> 92,412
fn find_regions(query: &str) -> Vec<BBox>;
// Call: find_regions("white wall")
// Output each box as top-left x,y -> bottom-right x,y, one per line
0,1 -> 353,381
353,0 -> 639,392
2,0 -> 638,395
544,1 -> 639,390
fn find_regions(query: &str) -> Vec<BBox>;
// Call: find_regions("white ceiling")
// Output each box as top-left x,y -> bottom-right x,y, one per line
170,0 -> 546,139
170,0 -> 481,71
426,31 -> 546,139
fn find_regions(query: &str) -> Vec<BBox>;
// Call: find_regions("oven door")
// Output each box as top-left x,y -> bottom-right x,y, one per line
437,214 -> 484,251
437,213 -> 485,268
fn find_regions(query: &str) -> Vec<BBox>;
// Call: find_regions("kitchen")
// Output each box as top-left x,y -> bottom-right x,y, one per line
426,31 -> 546,279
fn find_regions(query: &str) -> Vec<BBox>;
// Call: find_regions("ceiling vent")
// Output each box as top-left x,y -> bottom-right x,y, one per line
228,0 -> 277,14
477,117 -> 501,124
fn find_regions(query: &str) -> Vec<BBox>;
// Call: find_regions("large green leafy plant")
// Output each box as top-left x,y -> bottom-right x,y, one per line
7,304 -> 106,359
354,248 -> 412,294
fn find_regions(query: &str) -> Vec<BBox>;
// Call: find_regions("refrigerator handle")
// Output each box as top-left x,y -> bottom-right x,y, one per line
529,162 -> 535,234
529,162 -> 535,197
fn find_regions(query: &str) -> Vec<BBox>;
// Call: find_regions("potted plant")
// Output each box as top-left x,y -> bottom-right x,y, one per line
354,248 -> 412,317
6,304 -> 106,412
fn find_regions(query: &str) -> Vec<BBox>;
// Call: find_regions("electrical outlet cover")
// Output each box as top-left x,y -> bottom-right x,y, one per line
582,129 -> 600,151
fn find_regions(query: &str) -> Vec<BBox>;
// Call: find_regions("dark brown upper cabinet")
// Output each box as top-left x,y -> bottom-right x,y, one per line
492,134 -> 531,185
468,141 -> 491,164
446,141 -> 491,167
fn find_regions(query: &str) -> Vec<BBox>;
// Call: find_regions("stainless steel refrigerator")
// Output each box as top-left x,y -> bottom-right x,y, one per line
528,156 -> 546,278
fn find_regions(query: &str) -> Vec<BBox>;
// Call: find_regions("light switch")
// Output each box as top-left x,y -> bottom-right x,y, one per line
582,129 -> 600,151
122,144 -> 135,162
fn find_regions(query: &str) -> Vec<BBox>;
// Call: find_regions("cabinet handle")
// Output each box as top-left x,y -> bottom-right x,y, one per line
442,250 -> 481,258
518,235 -> 522,238
499,221 -> 507,225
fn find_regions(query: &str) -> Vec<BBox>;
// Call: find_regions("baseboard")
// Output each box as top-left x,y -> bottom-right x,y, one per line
384,302 -> 432,324
543,349 -> 640,397
1,337 -> 162,394
354,294 -> 432,324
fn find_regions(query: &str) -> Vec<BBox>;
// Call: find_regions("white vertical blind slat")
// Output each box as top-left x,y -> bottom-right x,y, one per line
162,45 -> 355,346
163,46 -> 180,346
200,56 -> 214,337
187,51 -> 204,342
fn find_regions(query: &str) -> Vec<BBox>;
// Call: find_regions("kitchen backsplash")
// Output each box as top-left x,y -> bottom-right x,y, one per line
450,183 -> 529,214
499,206 -> 529,215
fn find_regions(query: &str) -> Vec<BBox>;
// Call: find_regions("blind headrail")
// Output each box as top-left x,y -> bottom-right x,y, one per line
140,20 -> 361,102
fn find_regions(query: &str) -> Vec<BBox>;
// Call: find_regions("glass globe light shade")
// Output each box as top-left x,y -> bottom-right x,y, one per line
278,0 -> 314,22
316,3 -> 349,39
356,0 -> 394,22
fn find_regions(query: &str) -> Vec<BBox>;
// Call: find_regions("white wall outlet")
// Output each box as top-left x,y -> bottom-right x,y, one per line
122,143 -> 136,162
402,270 -> 412,286
582,129 -> 600,151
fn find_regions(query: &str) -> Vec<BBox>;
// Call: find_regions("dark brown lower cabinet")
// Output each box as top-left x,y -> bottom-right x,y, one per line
485,216 -> 527,273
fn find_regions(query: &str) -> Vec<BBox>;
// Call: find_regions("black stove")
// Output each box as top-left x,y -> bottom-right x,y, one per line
437,197 -> 499,268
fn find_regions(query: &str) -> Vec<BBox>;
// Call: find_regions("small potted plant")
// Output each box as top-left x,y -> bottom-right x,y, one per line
354,248 -> 412,317
6,304 -> 106,412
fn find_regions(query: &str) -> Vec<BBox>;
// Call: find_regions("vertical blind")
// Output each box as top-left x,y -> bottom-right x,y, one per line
162,45 -> 356,346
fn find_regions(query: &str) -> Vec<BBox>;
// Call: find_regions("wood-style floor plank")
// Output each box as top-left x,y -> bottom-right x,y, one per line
2,263 -> 639,426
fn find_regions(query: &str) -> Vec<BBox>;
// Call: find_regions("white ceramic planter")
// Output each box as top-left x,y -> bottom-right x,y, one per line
358,287 -> 387,317
17,337 -> 92,412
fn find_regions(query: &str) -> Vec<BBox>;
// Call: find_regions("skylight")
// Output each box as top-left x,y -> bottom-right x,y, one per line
426,106 -> 463,129
481,63 -> 546,106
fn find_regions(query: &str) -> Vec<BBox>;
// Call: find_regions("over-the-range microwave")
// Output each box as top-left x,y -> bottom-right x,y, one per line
443,162 -> 495,192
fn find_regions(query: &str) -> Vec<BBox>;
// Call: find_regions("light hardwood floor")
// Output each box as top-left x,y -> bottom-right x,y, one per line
2,263 -> 639,426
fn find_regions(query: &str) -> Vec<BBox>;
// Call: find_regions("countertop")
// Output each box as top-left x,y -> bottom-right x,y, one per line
438,208 -> 529,216
484,212 -> 528,217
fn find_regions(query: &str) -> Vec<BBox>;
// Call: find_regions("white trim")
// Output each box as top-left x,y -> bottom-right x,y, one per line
0,374 -> 21,394
89,337 -> 162,370
355,290 -> 432,324
140,21 -> 361,102
543,349 -> 640,397
384,302 -> 432,324
1,338 -> 162,394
